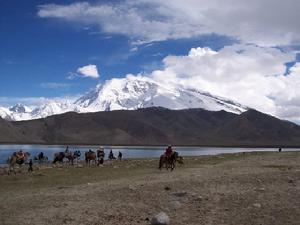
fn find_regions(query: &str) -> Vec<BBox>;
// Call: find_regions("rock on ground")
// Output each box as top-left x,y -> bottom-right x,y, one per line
151,212 -> 170,225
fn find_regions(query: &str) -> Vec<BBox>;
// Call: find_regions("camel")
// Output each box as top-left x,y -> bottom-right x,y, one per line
8,151 -> 30,174
73,150 -> 81,164
97,148 -> 105,165
64,150 -> 75,165
34,152 -> 48,164
53,152 -> 65,164
85,150 -> 97,166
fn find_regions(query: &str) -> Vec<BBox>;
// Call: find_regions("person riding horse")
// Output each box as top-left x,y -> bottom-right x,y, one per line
16,150 -> 25,158
159,145 -> 181,171
165,145 -> 173,159
97,147 -> 105,165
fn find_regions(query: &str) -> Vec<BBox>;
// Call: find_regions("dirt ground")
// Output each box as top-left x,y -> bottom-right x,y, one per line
0,151 -> 299,225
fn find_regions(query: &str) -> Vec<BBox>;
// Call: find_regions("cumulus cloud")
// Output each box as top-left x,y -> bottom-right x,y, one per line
75,64 -> 99,79
37,0 -> 300,46
144,44 -> 300,121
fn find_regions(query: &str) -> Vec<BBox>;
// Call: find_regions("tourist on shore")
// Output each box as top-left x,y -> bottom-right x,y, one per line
28,159 -> 33,173
118,151 -> 123,161
109,149 -> 115,160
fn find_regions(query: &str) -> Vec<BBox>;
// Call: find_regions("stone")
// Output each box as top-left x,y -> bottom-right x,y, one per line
164,186 -> 171,191
151,212 -> 170,225
129,185 -> 137,191
256,188 -> 266,192
253,203 -> 261,208
195,195 -> 203,201
170,200 -> 181,209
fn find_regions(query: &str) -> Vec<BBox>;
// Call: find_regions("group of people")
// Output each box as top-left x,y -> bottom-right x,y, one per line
108,149 -> 123,160
11,145 -> 175,173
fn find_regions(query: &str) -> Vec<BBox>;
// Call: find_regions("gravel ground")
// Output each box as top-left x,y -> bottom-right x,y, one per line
0,151 -> 299,225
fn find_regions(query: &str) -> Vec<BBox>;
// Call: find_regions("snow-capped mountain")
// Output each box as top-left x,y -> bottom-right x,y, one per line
0,76 -> 248,121
75,75 -> 247,113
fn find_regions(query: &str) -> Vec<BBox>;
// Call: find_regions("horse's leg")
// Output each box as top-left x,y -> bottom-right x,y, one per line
171,161 -> 175,171
159,158 -> 162,170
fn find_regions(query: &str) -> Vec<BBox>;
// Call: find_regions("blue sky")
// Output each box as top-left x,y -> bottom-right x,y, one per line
0,0 -> 235,100
1,0 -> 300,122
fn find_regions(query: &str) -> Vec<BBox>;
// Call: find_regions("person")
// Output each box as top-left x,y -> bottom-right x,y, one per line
109,149 -> 114,160
278,148 -> 282,152
28,159 -> 33,173
38,152 -> 44,160
118,151 -> 123,161
65,145 -> 69,152
165,145 -> 173,158
17,150 -> 24,158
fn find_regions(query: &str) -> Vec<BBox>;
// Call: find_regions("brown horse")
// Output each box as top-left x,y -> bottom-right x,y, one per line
159,151 -> 180,171
85,150 -> 97,166
8,151 -> 30,174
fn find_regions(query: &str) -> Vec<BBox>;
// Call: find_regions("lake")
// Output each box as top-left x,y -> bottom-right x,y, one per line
0,144 -> 299,164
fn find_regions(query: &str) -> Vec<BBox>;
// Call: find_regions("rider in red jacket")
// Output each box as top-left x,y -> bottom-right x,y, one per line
165,145 -> 173,157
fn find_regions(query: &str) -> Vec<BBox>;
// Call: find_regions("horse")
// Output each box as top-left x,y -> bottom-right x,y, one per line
53,152 -> 65,164
97,149 -> 105,165
85,150 -> 97,166
8,151 -> 30,174
159,151 -> 180,171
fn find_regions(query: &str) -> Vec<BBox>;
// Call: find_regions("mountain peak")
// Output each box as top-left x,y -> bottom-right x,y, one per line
9,103 -> 29,113
0,76 -> 248,121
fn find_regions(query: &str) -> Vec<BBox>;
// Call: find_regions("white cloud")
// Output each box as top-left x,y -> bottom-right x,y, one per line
38,0 -> 300,46
76,64 -> 99,79
0,96 -> 79,108
146,44 -> 300,121
2,45 -> 300,122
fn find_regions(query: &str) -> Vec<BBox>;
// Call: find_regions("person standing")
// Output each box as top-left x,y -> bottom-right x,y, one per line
28,159 -> 33,173
118,151 -> 123,161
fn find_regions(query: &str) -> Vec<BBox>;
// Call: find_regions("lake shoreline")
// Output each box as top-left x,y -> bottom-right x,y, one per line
1,141 -> 300,148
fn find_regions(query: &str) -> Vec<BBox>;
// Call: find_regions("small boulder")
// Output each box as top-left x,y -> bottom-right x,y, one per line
195,195 -> 203,201
151,212 -> 170,225
170,200 -> 181,209
253,203 -> 261,208
164,186 -> 171,191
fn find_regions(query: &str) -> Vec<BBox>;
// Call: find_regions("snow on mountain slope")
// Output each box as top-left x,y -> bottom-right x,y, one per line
29,100 -> 76,120
75,75 -> 247,114
0,76 -> 248,121
0,107 -> 12,120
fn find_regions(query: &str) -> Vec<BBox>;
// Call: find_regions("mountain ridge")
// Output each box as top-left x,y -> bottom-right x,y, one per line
1,107 -> 300,147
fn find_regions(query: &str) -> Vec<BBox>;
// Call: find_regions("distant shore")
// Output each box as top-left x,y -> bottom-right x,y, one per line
1,141 -> 300,148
